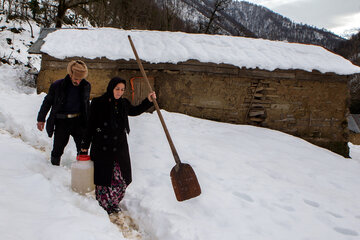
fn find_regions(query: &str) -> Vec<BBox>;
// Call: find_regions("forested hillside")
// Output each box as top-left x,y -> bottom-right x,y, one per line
335,32 -> 360,66
174,0 -> 345,51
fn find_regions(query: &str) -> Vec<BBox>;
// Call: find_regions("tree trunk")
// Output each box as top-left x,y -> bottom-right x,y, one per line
7,0 -> 12,20
26,18 -> 34,38
204,0 -> 230,34
55,0 -> 67,28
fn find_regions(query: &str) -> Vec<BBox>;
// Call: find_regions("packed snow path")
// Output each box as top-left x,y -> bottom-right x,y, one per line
109,210 -> 143,239
0,128 -> 147,239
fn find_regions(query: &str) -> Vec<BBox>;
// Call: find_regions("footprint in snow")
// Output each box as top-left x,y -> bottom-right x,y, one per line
109,211 -> 142,239
326,211 -> 343,218
233,192 -> 254,202
333,227 -> 358,236
303,199 -> 320,208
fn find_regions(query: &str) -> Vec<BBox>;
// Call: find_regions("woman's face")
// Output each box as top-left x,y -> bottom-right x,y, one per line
113,83 -> 125,100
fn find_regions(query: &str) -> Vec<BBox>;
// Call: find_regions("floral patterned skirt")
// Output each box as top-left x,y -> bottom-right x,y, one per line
95,161 -> 127,214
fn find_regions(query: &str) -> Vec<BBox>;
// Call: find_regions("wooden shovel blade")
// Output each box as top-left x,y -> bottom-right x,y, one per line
170,163 -> 201,201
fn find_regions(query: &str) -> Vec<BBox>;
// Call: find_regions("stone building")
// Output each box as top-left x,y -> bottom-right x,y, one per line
29,28 -> 360,157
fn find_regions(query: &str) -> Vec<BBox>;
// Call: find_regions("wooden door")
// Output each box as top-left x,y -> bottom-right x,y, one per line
130,76 -> 155,107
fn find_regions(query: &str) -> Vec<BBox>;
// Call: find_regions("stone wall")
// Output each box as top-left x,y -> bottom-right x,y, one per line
155,67 -> 350,156
36,55 -> 352,156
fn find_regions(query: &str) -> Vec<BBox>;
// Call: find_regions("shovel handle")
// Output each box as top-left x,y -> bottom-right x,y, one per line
128,35 -> 181,165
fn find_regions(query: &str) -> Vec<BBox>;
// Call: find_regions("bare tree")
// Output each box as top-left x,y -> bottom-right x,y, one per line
203,0 -> 230,34
28,0 -> 40,20
6,0 -> 13,20
159,0 -> 179,30
53,0 -> 100,28
84,0 -> 110,27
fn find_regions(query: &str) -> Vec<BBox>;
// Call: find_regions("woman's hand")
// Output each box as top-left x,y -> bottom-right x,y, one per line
80,148 -> 88,153
148,91 -> 156,102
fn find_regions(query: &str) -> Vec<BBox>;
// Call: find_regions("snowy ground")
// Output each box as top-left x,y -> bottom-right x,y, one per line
0,15 -> 41,70
1,14 -> 360,240
0,63 -> 360,239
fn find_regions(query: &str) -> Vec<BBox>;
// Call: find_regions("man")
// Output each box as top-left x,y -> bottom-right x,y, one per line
37,60 -> 91,166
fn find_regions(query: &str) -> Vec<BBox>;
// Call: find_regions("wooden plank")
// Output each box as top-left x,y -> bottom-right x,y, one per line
249,110 -> 265,117
251,103 -> 271,108
244,99 -> 271,104
253,93 -> 263,98
255,86 -> 264,92
264,87 -> 277,91
249,117 -> 265,122
41,54 -> 351,83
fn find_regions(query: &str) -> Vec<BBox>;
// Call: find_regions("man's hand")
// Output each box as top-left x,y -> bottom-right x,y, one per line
37,122 -> 45,131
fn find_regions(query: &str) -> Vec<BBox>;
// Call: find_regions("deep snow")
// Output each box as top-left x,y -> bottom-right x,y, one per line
1,63 -> 360,240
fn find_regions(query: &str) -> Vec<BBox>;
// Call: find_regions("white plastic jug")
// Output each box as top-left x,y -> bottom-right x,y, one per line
71,154 -> 95,195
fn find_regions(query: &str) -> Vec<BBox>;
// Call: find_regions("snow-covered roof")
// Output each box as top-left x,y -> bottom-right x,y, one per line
39,28 -> 360,75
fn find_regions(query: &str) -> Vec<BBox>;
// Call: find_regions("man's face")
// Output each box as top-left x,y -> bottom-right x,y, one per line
70,74 -> 82,86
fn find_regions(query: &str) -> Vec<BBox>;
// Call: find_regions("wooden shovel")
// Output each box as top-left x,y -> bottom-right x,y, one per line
128,35 -> 201,201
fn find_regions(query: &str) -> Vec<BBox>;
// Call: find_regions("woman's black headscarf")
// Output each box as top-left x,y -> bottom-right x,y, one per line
104,77 -> 128,131
106,77 -> 127,99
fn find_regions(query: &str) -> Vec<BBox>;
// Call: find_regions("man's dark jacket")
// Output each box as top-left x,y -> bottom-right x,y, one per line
37,75 -> 91,137
81,92 -> 152,187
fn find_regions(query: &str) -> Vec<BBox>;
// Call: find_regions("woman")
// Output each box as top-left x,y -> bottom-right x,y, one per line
81,77 -> 155,214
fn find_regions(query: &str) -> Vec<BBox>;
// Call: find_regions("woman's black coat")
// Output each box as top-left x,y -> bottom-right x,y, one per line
82,93 -> 152,187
